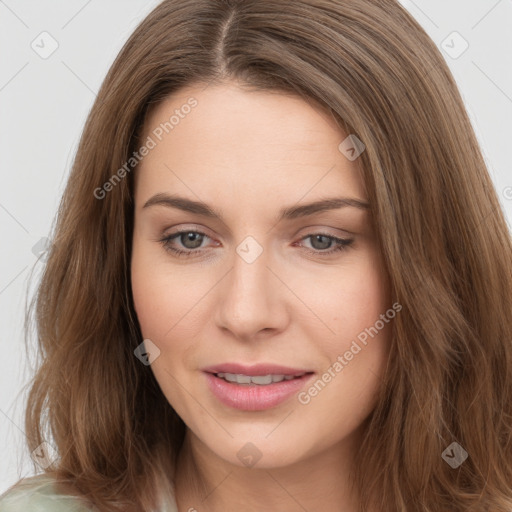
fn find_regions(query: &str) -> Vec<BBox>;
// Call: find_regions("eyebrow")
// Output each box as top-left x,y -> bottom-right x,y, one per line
142,193 -> 369,221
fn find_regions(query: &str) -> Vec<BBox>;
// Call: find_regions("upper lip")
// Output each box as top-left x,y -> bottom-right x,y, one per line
202,363 -> 314,376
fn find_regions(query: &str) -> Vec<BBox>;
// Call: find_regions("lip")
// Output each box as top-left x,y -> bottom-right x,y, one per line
203,369 -> 315,411
201,363 -> 312,376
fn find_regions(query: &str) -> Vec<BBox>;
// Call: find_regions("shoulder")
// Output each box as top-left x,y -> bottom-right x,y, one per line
0,474 -> 95,512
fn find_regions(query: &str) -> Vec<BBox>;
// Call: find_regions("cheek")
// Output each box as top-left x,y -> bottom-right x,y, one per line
297,258 -> 392,434
130,242 -> 211,347
131,240 -> 176,341
131,258 -> 166,340
288,248 -> 390,353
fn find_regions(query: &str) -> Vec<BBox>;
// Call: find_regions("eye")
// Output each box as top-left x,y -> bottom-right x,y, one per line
295,233 -> 354,255
159,230 -> 213,257
159,229 -> 354,258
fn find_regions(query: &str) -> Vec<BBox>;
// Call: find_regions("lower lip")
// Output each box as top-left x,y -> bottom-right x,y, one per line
204,372 -> 314,411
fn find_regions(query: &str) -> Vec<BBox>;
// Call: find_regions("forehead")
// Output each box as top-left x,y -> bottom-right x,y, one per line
134,82 -> 366,207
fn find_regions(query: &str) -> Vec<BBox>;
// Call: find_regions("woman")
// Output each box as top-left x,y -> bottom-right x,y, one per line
1,0 -> 511,511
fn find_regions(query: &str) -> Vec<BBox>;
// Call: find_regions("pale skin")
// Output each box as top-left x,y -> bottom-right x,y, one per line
131,80 -> 392,512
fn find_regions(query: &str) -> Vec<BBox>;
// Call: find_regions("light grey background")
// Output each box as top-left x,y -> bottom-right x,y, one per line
1,0 -> 511,493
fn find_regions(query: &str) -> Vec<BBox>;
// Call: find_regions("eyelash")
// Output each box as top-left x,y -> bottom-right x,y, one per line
159,230 -> 354,258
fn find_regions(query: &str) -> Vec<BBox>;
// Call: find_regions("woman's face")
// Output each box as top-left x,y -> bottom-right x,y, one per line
131,81 -> 393,469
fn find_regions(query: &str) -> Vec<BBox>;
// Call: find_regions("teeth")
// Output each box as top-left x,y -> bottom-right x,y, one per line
216,372 -> 306,385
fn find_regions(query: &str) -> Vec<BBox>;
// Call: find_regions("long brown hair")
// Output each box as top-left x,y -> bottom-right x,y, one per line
12,0 -> 512,510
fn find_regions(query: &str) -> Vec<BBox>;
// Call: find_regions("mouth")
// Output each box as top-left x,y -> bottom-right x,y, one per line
213,371 -> 310,385
203,367 -> 315,411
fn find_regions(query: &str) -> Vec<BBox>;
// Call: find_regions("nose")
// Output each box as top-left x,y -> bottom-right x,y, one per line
214,241 -> 289,341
